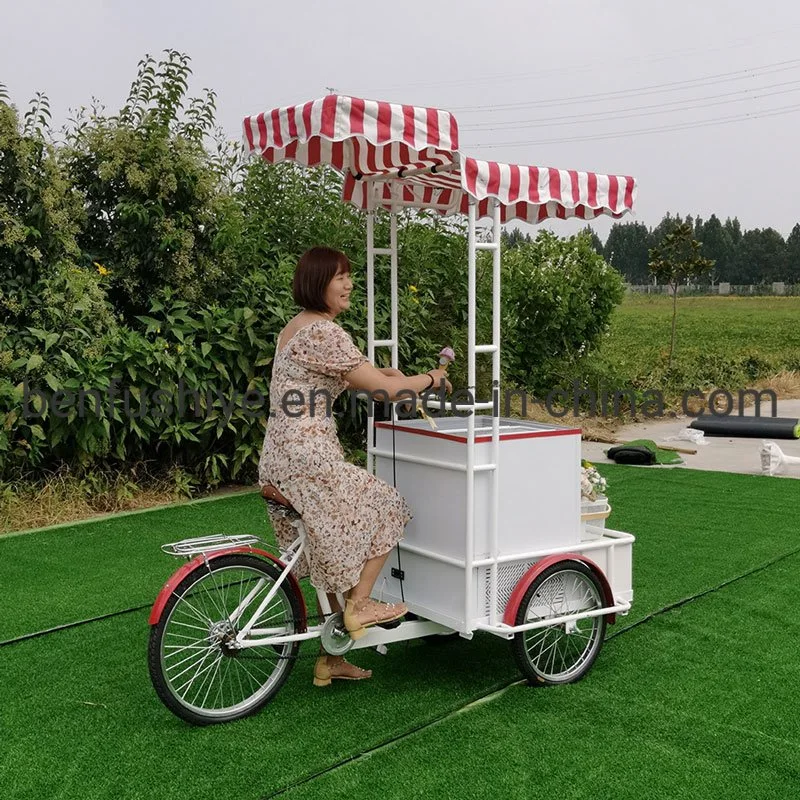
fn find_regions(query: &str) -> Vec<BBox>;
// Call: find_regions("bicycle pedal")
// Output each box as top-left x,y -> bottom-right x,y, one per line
376,618 -> 403,630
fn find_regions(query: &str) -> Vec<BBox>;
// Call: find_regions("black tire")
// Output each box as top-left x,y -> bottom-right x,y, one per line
511,561 -> 607,686
148,554 -> 303,725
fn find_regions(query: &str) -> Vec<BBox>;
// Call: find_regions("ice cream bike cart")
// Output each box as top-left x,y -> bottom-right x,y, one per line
147,95 -> 637,725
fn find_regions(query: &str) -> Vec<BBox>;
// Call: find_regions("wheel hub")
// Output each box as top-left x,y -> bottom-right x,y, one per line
208,620 -> 240,655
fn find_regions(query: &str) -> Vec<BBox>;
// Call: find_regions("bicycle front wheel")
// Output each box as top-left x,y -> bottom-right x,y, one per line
148,553 -> 303,725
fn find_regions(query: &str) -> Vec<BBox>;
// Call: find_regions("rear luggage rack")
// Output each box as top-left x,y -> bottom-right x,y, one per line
161,534 -> 263,558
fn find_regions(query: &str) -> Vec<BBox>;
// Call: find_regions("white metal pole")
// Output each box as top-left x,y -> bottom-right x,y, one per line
465,197 -> 477,630
390,181 -> 399,370
366,183 -> 376,475
489,198 -> 502,626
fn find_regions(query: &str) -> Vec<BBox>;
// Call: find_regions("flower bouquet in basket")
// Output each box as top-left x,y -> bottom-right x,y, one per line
580,460 -> 611,524
581,460 -> 607,501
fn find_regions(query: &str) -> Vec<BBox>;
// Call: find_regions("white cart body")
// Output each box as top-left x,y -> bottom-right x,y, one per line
374,416 -> 633,635
243,95 -> 638,639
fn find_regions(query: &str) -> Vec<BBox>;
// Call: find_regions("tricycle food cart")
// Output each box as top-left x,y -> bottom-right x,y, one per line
147,95 -> 637,725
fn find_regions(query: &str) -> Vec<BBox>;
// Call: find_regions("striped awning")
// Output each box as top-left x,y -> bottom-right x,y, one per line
458,156 -> 636,223
243,95 -> 636,223
243,95 -> 459,175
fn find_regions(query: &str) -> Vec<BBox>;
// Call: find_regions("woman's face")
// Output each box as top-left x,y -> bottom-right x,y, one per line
323,264 -> 353,317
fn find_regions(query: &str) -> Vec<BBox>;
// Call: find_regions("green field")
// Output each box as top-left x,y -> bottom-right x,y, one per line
595,295 -> 800,393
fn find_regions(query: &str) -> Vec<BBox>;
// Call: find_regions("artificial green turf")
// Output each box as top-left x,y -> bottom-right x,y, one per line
0,492 -> 276,641
2,465 -> 798,642
3,538 -> 798,799
596,464 -> 800,626
2,467 -> 799,798
0,610 -> 519,800
275,552 -> 800,800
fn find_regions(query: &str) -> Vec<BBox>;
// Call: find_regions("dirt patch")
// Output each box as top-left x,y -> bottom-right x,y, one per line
0,481 -> 255,536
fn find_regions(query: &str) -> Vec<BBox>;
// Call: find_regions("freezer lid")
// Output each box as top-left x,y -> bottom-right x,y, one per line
374,416 -> 581,443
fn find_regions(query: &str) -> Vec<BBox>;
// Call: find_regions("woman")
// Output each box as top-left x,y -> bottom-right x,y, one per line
258,246 -> 452,687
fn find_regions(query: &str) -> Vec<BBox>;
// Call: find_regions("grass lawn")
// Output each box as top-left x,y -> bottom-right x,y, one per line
596,295 -> 800,393
2,465 -> 799,799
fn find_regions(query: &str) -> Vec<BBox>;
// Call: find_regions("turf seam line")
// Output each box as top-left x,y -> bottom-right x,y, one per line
607,542 -> 800,641
259,542 -> 800,797
0,605 -> 150,648
258,679 -> 523,800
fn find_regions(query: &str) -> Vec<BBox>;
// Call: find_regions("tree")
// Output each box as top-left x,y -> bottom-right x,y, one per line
648,222 -> 715,371
61,50 -> 243,324
580,225 -> 604,256
723,217 -> 742,248
786,223 -> 800,284
0,91 -> 84,322
693,215 -> 704,243
698,214 -> 734,283
728,228 -> 787,284
603,221 -> 651,282
502,231 -> 625,394
501,228 -> 532,249
649,212 -> 683,253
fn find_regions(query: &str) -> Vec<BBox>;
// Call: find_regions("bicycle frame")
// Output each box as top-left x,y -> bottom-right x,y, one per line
151,533 -> 452,650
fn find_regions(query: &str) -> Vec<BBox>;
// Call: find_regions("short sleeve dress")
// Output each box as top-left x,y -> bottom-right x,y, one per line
258,320 -> 412,594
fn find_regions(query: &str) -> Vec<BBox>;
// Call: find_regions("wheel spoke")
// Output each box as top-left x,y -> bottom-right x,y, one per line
165,643 -> 215,673
174,644 -> 220,696
172,595 -> 215,627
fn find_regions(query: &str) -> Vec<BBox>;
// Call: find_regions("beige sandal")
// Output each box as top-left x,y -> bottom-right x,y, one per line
344,597 -> 408,640
313,656 -> 373,687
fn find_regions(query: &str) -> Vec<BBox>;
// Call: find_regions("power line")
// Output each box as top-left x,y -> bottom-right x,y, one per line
459,79 -> 800,130
449,59 -> 800,112
349,23 -> 800,94
461,102 -> 800,148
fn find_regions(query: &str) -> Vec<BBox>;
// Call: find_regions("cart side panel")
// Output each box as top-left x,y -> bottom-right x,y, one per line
374,551 -> 479,633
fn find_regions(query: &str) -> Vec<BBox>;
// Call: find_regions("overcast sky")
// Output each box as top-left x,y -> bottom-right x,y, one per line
4,0 -> 800,242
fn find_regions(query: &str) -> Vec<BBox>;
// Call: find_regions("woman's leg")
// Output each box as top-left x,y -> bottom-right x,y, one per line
346,551 -> 392,601
314,593 -> 372,682
343,550 -> 407,636
317,593 -> 339,615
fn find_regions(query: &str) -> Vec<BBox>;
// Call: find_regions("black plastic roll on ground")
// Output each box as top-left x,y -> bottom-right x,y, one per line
689,415 -> 800,439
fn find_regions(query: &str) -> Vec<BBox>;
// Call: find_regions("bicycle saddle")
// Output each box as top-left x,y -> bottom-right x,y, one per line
261,484 -> 300,517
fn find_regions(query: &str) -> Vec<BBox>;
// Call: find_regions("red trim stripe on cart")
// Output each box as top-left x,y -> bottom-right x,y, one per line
374,422 -> 581,443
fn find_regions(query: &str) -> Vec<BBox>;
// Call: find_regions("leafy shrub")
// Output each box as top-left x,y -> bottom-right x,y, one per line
0,54 -> 629,498
61,51 -> 243,323
0,96 -> 85,324
502,231 -> 625,396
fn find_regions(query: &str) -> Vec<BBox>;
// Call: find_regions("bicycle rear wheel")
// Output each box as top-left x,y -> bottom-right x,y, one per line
148,553 -> 303,725
511,561 -> 606,686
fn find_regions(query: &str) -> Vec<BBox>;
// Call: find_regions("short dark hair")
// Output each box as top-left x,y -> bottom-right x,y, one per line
292,247 -> 351,313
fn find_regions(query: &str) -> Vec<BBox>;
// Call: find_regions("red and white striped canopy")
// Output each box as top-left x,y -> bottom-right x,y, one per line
243,95 -> 459,175
243,95 -> 636,223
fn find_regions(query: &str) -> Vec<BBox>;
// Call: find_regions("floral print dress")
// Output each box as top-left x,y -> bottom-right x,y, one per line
258,320 -> 412,594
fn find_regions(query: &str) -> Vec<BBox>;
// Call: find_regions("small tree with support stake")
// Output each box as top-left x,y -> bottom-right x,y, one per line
648,221 -> 715,372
